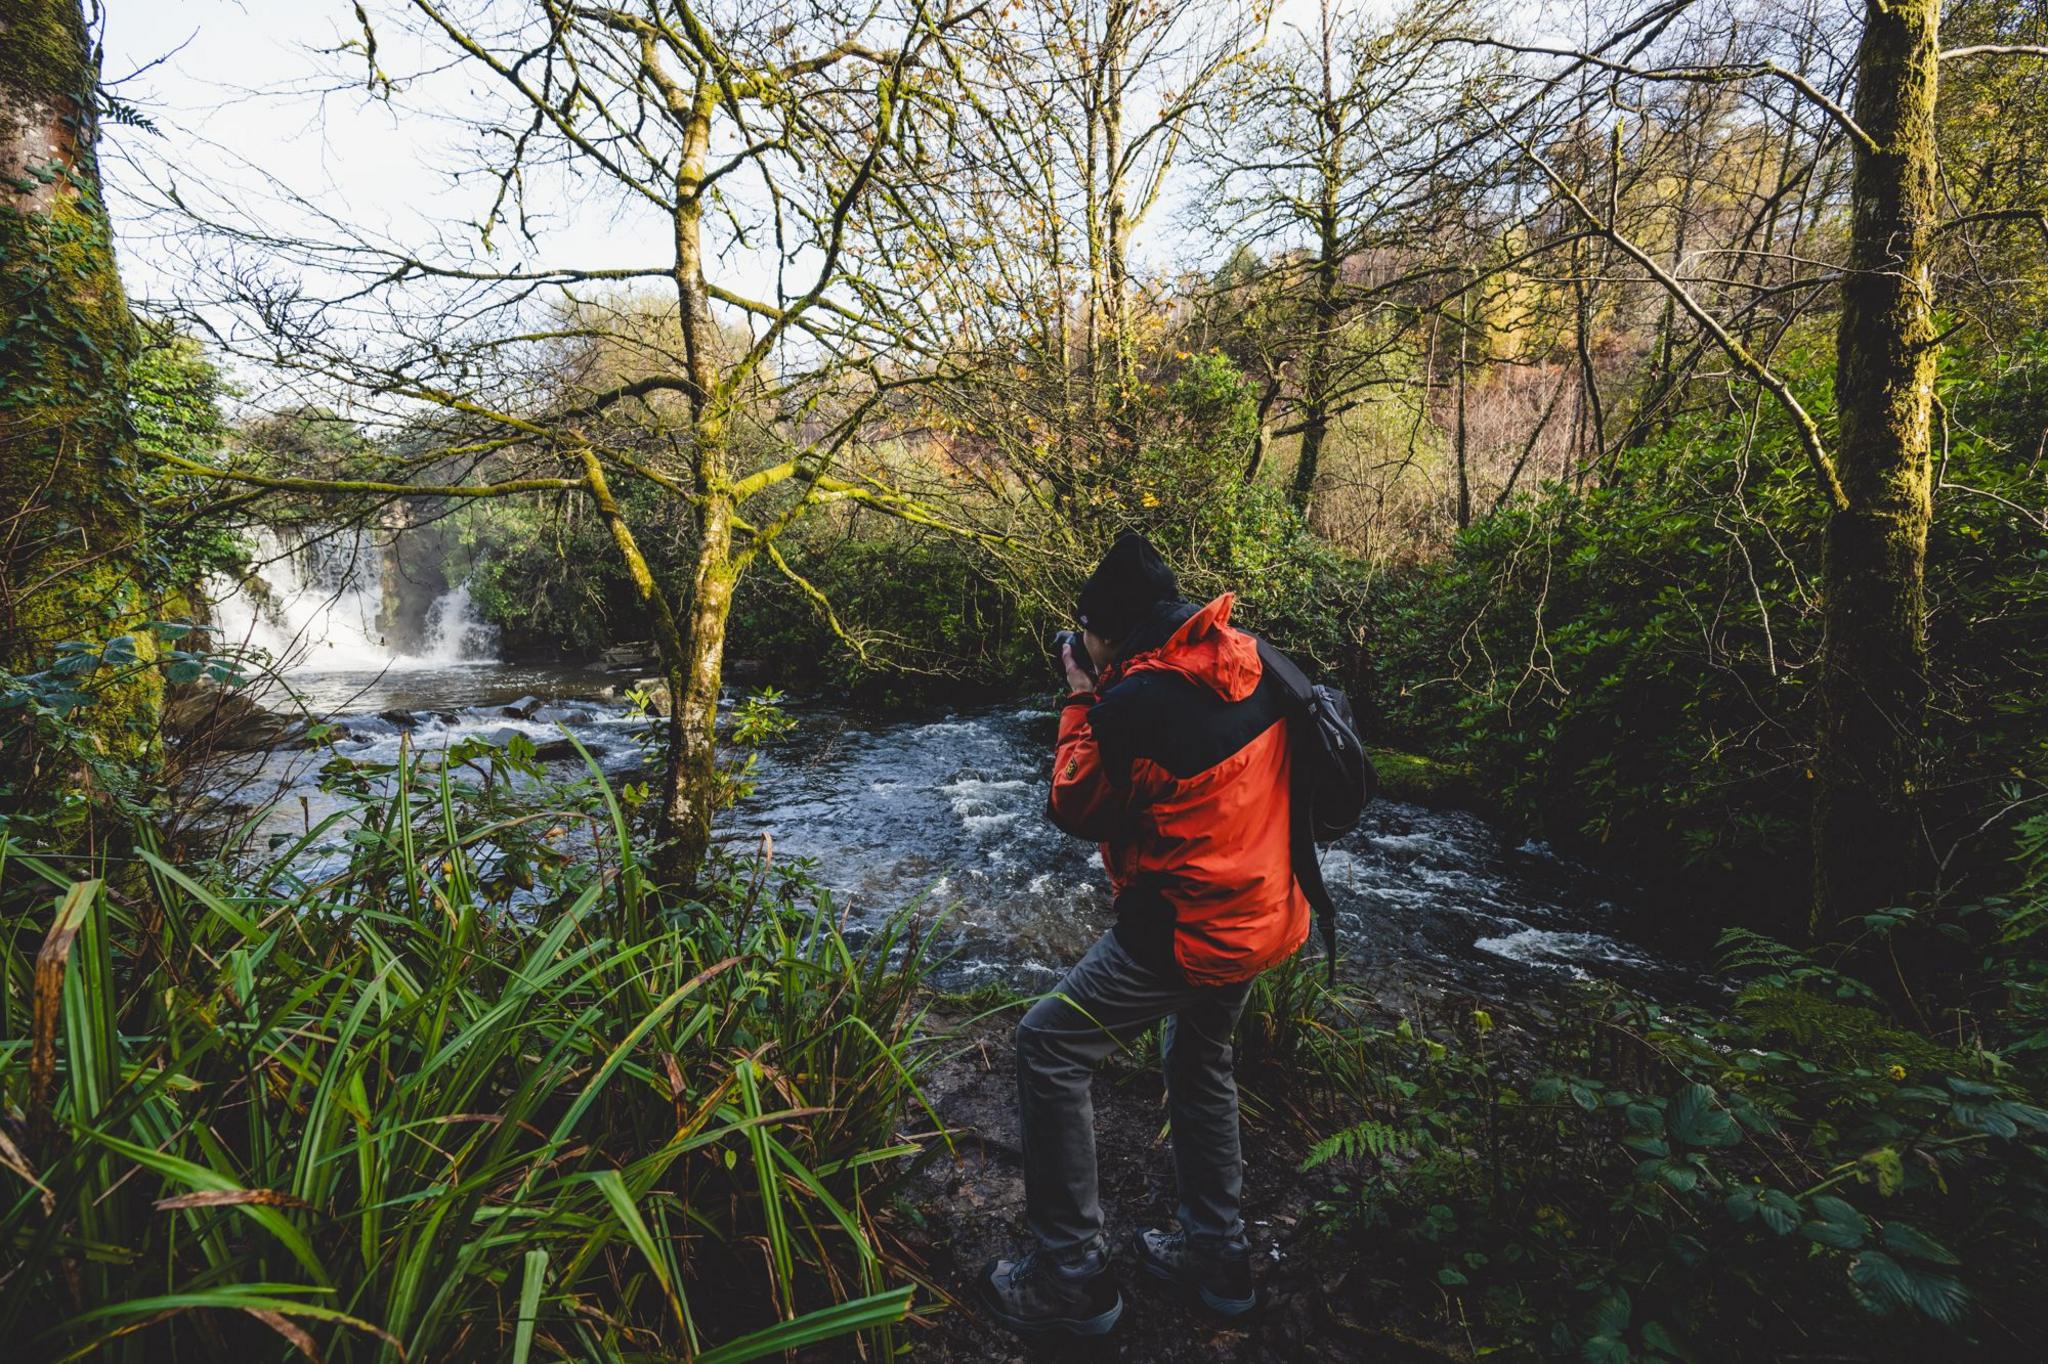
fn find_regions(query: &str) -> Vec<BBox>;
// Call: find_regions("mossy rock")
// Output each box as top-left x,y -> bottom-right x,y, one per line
1370,747 -> 1482,811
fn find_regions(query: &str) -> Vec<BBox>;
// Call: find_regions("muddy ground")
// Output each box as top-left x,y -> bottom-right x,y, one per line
879,981 -> 1481,1363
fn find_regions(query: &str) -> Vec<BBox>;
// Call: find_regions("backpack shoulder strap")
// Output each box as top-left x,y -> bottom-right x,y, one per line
1255,635 -> 1339,984
1253,636 -> 1313,709
1292,807 -> 1340,985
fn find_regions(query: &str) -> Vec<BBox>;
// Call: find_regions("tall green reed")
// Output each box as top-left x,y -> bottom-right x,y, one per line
0,740 -> 942,1362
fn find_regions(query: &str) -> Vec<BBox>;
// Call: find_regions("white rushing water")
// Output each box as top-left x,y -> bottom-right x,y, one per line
208,529 -> 499,672
198,668 -> 1688,994
415,582 -> 500,664
193,537 -> 1686,994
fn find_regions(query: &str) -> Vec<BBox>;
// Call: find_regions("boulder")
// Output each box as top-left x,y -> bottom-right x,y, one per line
500,694 -> 546,719
162,683 -> 297,754
601,641 -> 653,669
632,680 -> 673,716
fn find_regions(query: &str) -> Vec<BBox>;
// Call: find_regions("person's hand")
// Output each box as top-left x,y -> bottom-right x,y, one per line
1062,642 -> 1094,695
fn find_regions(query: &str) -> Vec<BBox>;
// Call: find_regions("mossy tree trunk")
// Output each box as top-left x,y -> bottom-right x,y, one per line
0,0 -> 160,789
668,499 -> 735,885
1814,0 -> 1941,935
662,74 -> 734,891
1291,182 -> 1342,515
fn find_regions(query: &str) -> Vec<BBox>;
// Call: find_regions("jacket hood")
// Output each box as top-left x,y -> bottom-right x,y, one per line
1117,592 -> 1261,702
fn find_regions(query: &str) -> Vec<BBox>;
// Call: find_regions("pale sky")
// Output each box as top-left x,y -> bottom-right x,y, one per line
102,2 -> 668,303
99,1 -> 1316,313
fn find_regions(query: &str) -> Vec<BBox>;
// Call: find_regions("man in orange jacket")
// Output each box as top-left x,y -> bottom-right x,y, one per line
980,532 -> 1309,1337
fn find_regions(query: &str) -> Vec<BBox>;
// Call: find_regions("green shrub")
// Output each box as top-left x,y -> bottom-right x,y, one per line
726,532 -> 1033,704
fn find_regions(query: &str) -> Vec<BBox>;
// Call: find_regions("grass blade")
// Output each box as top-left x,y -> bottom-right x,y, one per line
511,1248 -> 547,1364
693,1287 -> 915,1364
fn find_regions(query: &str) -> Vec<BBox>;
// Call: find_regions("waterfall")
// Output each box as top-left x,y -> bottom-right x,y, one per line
208,528 -> 499,671
415,581 -> 500,663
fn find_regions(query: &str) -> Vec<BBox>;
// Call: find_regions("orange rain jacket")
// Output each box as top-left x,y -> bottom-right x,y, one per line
1048,593 -> 1310,985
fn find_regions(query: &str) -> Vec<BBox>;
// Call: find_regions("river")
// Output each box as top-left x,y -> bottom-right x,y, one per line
194,661 -> 1688,995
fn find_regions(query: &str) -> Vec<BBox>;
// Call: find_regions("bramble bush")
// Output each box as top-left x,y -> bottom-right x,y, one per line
1265,814 -> 2048,1360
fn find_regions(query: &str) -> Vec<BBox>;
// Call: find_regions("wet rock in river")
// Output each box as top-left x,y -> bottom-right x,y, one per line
163,682 -> 298,753
501,694 -> 546,719
633,681 -> 672,716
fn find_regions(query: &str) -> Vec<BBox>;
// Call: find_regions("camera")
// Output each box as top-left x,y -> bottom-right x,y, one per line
1054,628 -> 1097,681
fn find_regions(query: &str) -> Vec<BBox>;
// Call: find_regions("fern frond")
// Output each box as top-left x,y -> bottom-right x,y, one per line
1301,1119 -> 1411,1171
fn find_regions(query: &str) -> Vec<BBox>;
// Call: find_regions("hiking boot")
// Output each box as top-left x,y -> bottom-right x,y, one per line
1132,1225 -> 1257,1318
978,1248 -> 1124,1337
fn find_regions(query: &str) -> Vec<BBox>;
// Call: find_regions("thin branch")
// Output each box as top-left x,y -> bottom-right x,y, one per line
1460,37 -> 1876,154
1489,111 -> 1849,511
1941,45 -> 2048,61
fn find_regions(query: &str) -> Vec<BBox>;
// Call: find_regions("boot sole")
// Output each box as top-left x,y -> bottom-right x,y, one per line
980,1291 -> 1124,1337
1135,1242 -> 1258,1319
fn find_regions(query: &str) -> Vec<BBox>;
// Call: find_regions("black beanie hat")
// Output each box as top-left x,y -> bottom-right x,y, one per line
1076,531 -> 1180,640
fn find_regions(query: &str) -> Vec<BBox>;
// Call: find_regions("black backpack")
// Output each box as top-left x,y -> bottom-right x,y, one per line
1256,639 -> 1378,982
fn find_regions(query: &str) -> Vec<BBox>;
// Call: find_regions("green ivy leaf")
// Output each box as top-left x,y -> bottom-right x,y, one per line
1805,1220 -> 1860,1247
1655,1160 -> 1699,1193
1907,1270 -> 1971,1325
1849,1250 -> 1913,1314
1761,1190 -> 1802,1235
1668,1082 -> 1740,1148
1588,1288 -> 1631,1337
1581,1337 -> 1631,1364
1881,1221 -> 1959,1266
1640,1319 -> 1684,1356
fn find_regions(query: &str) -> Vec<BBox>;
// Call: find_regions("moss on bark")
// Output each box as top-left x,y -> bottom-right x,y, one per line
1,0 -> 162,792
1815,0 -> 1942,934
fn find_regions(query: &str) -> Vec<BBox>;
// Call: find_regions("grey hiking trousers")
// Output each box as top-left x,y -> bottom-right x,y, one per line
1015,929 -> 1255,1268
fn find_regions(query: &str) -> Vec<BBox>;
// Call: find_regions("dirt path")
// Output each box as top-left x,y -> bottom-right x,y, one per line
883,1004 -> 1470,1362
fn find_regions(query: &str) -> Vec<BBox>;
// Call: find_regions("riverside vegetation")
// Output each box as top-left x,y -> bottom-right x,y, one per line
6,250 -> 2048,1364
8,659 -> 2048,1360
0,731 -> 950,1361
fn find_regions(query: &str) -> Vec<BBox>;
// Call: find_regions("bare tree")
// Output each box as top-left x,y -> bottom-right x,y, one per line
140,0 -> 1001,885
1189,0 -> 1496,514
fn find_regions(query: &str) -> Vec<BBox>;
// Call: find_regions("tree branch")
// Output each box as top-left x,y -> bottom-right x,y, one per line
1488,111 -> 1850,511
